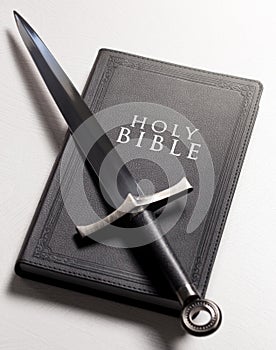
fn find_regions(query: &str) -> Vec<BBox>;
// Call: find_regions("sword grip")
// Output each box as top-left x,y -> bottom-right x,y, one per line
131,209 -> 222,336
131,209 -> 198,304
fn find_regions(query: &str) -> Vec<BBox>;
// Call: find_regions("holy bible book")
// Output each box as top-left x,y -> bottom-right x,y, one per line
15,49 -> 262,313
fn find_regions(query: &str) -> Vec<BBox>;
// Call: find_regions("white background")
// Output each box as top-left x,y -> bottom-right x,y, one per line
1,1 -> 276,349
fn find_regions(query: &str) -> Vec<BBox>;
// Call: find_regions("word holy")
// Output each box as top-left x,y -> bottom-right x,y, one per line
116,115 -> 201,160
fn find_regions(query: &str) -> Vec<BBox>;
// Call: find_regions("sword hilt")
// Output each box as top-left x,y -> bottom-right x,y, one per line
77,176 -> 192,237
77,176 -> 222,336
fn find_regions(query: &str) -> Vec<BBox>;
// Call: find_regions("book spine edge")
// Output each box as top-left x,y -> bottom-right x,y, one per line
15,132 -> 70,276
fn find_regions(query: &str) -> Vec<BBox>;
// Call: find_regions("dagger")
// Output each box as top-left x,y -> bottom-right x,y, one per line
14,11 -> 221,336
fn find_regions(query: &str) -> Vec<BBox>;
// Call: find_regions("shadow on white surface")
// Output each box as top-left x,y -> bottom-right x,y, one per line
8,274 -> 186,349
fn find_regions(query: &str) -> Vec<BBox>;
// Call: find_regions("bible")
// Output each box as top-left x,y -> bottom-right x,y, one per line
15,49 -> 262,313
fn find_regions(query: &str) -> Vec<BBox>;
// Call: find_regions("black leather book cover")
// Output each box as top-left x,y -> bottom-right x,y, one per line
15,49 -> 263,313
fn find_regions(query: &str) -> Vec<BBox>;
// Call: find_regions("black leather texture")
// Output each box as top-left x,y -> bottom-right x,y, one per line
15,49 -> 263,313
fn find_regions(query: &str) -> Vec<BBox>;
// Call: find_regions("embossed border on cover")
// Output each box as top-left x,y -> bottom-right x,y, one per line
31,50 -> 262,294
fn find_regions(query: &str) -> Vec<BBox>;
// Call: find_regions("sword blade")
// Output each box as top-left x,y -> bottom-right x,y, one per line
13,14 -> 223,336
14,11 -> 140,206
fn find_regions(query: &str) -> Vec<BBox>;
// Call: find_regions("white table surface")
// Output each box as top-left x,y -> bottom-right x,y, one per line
1,1 -> 276,349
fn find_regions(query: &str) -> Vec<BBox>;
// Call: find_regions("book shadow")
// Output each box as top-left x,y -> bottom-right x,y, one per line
8,274 -> 186,350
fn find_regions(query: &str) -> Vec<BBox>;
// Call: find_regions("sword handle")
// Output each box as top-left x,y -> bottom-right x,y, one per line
131,210 -> 222,336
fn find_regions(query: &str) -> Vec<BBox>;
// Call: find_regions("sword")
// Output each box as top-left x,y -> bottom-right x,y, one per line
14,11 -> 221,336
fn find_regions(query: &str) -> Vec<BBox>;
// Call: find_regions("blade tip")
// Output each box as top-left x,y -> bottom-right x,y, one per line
13,10 -> 25,27
13,10 -> 19,18
13,10 -> 21,25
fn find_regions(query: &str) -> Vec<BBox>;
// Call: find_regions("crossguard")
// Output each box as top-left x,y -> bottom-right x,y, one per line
77,176 -> 192,238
